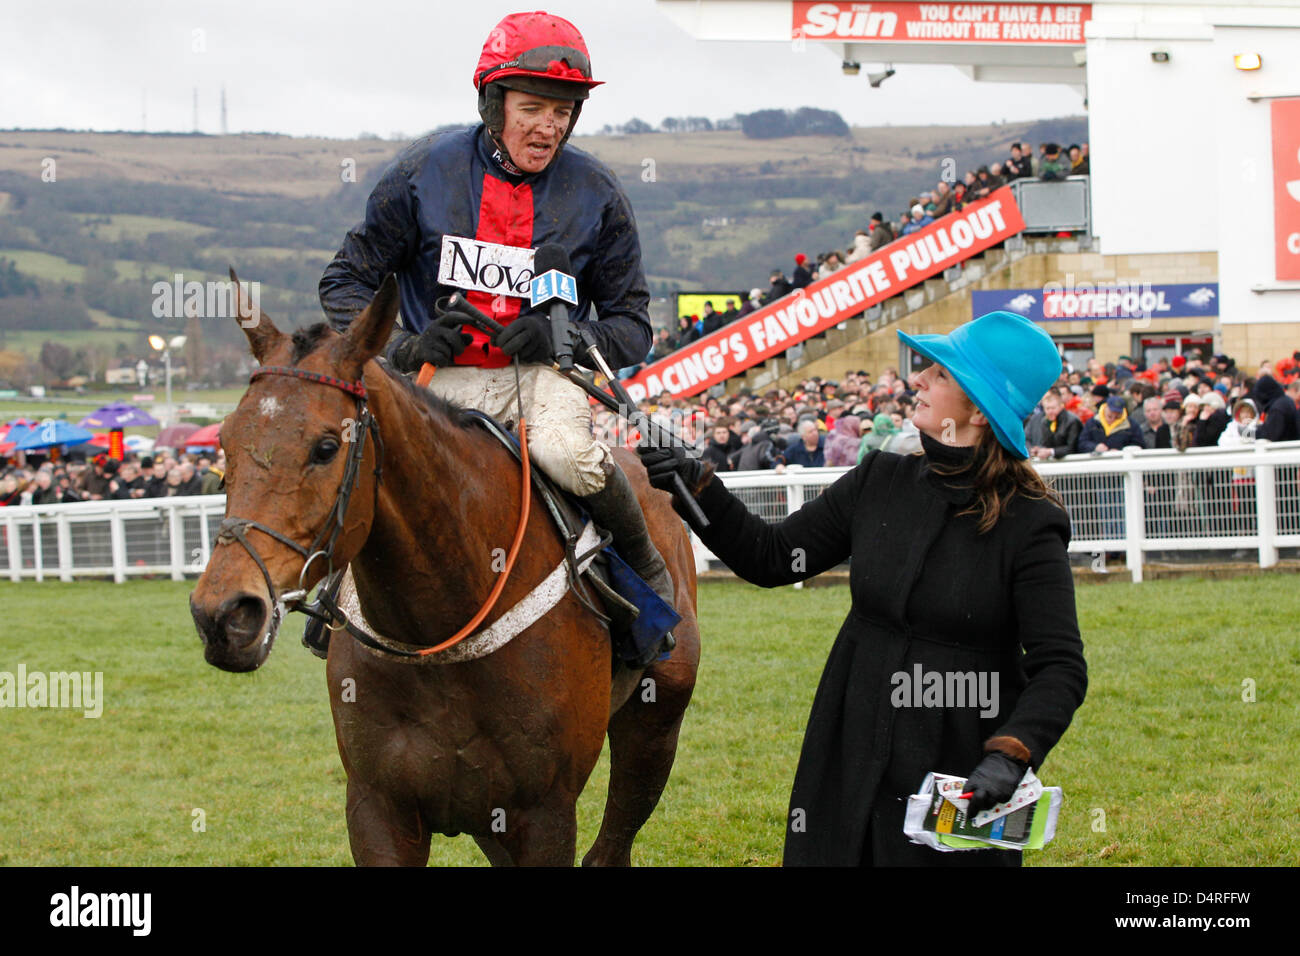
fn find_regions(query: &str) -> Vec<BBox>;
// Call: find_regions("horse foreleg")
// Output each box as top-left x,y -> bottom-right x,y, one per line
583,652 -> 698,867
345,778 -> 431,867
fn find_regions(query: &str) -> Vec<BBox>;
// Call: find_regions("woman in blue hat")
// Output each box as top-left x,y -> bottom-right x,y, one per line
638,311 -> 1087,866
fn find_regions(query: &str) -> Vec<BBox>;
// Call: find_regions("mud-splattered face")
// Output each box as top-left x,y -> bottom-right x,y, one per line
500,89 -> 573,173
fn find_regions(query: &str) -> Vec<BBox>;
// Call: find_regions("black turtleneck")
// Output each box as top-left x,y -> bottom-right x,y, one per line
919,430 -> 977,503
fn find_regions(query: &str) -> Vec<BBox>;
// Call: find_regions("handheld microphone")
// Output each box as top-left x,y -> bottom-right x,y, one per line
530,243 -> 579,372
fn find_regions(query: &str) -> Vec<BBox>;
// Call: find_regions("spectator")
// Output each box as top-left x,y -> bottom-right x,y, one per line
176,462 -> 204,496
1027,391 -> 1082,460
1068,144 -> 1089,175
1038,143 -> 1068,181
817,251 -> 845,280
792,254 -> 814,290
846,230 -> 872,263
765,269 -> 793,303
823,415 -> 863,467
732,423 -> 785,471
80,456 -> 113,500
738,288 -> 763,318
867,212 -> 895,251
30,468 -> 60,505
109,461 -> 146,500
1255,375 -> 1300,441
900,204 -> 932,236
951,181 -> 967,212
1079,395 -> 1144,452
0,472 -> 29,507
931,181 -> 954,217
1192,391 -> 1230,447
722,298 -> 740,325
144,458 -> 169,497
701,419 -> 741,471
1218,399 -> 1258,446
783,418 -> 826,467
701,300 -> 723,336
1004,142 -> 1032,181
1137,396 -> 1164,448
1155,397 -> 1192,450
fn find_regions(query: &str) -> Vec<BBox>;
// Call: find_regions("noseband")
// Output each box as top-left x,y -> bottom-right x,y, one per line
215,365 -> 383,636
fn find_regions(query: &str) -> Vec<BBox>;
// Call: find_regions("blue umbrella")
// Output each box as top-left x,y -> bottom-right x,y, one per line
15,420 -> 95,450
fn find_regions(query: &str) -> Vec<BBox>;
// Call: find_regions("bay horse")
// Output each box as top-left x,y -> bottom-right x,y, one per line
190,274 -> 700,866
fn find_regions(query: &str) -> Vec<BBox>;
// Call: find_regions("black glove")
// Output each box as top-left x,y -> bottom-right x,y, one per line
492,312 -> 555,364
388,314 -> 472,373
963,751 -> 1028,815
636,441 -> 708,496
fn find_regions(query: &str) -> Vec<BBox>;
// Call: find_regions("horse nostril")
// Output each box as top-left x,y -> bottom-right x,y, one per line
217,593 -> 270,649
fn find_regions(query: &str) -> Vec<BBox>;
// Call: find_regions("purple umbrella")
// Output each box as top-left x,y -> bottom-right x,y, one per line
79,402 -> 159,429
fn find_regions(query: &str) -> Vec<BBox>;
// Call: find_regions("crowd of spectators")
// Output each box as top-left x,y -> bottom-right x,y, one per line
595,347 -> 1300,474
0,449 -> 225,507
645,140 -> 1091,364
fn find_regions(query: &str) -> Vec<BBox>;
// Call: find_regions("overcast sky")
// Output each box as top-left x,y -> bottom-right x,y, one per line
3,0 -> 1085,138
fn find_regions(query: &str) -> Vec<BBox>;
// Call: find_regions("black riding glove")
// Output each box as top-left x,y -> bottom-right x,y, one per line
492,312 -> 554,364
963,751 -> 1028,815
636,441 -> 709,496
388,314 -> 472,373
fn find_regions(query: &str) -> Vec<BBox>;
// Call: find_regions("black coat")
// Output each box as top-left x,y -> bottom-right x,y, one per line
686,440 -> 1087,866
1255,377 -> 1300,442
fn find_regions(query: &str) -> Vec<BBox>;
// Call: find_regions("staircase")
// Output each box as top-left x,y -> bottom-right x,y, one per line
728,234 -> 1093,394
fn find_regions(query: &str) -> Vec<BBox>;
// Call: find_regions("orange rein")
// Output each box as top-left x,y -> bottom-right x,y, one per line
413,361 -> 531,656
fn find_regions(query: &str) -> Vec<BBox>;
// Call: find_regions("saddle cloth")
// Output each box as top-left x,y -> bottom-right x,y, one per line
302,410 -> 679,666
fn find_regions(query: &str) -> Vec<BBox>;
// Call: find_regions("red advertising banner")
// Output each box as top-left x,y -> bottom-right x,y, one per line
793,2 -> 1091,44
623,187 -> 1025,402
1272,97 -> 1300,281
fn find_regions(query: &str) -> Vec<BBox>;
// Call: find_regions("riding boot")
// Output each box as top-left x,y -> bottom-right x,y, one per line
582,461 -> 676,665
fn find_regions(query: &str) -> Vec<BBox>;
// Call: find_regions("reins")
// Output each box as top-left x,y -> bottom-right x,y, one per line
218,355 -> 532,659
411,359 -> 532,656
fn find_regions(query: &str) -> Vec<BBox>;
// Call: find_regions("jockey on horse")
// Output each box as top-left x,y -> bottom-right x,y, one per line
318,10 -> 675,645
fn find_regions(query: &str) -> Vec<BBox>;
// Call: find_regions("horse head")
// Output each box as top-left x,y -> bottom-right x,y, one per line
191,270 -> 399,672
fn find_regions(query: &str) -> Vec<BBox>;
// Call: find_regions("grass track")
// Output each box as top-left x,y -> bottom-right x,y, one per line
0,576 -> 1294,866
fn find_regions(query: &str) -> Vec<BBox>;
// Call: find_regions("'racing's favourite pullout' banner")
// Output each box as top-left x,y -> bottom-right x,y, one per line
624,187 -> 1025,402
793,2 -> 1091,44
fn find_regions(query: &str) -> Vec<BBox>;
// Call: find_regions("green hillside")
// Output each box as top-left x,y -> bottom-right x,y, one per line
0,117 -> 1086,386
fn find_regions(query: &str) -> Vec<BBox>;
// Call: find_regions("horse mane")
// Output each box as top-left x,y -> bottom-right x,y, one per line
289,322 -> 475,431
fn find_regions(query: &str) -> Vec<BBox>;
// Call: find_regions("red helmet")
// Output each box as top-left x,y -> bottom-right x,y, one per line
474,11 -> 602,99
474,11 -> 601,159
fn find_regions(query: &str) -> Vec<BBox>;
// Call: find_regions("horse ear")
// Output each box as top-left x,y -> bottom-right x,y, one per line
229,267 -> 284,362
336,274 -> 400,375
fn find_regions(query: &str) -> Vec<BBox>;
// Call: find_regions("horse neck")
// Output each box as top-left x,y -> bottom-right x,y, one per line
353,366 -> 508,611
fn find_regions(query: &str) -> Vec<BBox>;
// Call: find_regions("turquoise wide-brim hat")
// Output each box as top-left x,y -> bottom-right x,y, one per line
897,311 -> 1061,459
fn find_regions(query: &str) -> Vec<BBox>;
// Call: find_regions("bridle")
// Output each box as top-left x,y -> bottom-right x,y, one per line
214,365 -> 383,639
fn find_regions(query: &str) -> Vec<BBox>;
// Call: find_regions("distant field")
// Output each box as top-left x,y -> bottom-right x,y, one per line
0,574 -> 1293,866
78,213 -> 213,241
0,248 -> 85,283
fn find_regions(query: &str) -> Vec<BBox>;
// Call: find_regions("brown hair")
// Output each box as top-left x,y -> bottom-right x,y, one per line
927,424 -> 1065,534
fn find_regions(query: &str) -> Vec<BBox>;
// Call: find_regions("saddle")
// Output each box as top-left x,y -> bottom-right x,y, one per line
302,410 -> 678,667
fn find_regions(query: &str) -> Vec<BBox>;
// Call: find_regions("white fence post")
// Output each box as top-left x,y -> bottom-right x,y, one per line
1255,443 -> 1279,568
169,503 -> 186,581
31,513 -> 43,583
109,509 -> 127,583
56,512 -> 73,583
5,514 -> 20,582
1123,449 -> 1144,583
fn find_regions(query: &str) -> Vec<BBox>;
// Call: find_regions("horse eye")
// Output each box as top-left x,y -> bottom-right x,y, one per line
310,438 -> 340,465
